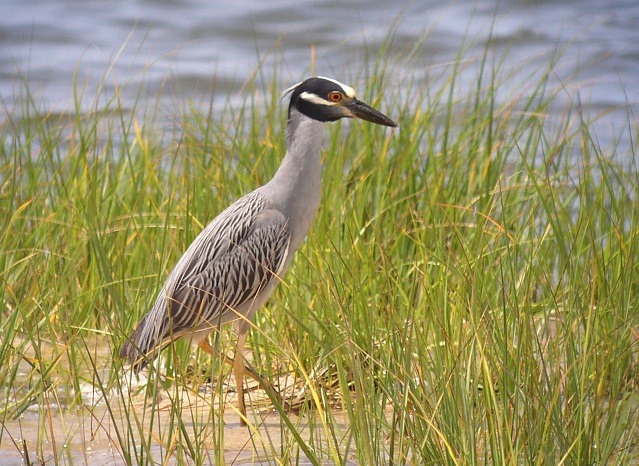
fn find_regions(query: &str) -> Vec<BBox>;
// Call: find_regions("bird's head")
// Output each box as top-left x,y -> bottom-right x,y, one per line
283,76 -> 397,128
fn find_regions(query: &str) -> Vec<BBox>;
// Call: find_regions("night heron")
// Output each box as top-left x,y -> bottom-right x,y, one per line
120,76 -> 397,423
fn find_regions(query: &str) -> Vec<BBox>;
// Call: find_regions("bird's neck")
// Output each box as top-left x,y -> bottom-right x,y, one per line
265,110 -> 326,245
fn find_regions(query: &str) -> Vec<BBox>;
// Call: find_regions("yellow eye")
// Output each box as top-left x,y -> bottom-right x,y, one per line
328,91 -> 343,103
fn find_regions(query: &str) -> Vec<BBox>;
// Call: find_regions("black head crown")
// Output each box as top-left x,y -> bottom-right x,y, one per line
284,76 -> 397,127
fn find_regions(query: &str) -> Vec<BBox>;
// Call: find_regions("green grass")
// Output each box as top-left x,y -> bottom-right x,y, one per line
1,38 -> 639,465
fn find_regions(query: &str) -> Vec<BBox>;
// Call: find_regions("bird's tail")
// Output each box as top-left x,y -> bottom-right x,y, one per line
119,312 -> 163,374
119,341 -> 148,374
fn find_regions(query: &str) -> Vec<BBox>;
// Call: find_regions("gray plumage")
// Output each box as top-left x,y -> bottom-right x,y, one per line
120,192 -> 291,370
120,76 -> 396,421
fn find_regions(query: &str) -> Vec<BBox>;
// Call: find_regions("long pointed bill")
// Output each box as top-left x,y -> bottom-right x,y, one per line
347,99 -> 397,127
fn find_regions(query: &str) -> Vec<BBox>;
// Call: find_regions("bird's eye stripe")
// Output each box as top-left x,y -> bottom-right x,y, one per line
299,91 -> 339,106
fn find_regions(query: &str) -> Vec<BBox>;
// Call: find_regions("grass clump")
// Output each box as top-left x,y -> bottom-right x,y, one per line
1,40 -> 638,465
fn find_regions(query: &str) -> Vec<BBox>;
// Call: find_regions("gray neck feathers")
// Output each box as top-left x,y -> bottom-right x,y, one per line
262,108 -> 326,249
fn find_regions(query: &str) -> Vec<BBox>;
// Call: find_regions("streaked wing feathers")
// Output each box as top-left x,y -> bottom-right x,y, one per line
120,191 -> 290,371
168,208 -> 290,334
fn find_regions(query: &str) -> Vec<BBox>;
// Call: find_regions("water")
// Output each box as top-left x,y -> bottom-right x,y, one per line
1,1 -> 638,460
0,335 -> 348,465
2,0 -> 638,137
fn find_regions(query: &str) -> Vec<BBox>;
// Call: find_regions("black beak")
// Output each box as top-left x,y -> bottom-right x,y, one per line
347,99 -> 397,128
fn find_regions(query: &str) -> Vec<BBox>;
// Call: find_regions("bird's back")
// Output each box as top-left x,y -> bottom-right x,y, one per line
120,190 -> 291,371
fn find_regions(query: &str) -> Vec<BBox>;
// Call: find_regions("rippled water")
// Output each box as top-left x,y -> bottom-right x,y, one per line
3,0 -> 638,128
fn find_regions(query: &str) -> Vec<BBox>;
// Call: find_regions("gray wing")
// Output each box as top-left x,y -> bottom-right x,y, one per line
168,207 -> 290,333
120,191 -> 290,370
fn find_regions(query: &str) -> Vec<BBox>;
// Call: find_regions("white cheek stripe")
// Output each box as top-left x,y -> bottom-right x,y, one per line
299,91 -> 339,106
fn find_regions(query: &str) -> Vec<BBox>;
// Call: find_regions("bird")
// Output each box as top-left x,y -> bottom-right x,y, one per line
120,76 -> 397,424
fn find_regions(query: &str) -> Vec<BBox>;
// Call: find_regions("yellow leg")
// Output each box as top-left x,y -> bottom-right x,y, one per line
197,339 -> 216,355
197,327 -> 298,426
233,324 -> 250,426
196,328 -> 250,425
199,337 -> 269,387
